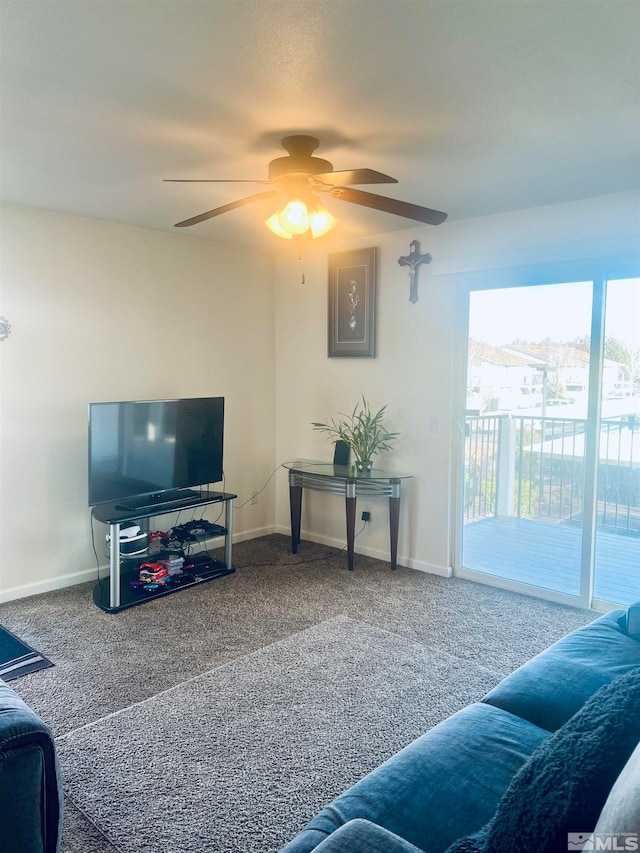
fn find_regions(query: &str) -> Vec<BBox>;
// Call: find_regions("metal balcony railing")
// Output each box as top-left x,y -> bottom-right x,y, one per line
464,413 -> 639,533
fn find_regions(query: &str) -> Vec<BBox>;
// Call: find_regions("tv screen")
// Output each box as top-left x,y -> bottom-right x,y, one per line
88,397 -> 224,508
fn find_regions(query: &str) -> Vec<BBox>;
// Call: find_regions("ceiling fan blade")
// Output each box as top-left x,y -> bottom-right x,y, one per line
164,179 -> 267,183
162,178 -> 271,184
174,190 -> 281,227
328,186 -> 447,225
313,168 -> 398,186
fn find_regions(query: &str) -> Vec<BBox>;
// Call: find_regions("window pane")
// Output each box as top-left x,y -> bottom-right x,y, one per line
462,282 -> 592,597
593,278 -> 640,605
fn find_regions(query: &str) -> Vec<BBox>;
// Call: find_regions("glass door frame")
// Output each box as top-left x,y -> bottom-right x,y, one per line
451,254 -> 640,611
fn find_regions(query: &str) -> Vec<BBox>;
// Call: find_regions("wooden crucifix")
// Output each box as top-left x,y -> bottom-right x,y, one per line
398,239 -> 431,304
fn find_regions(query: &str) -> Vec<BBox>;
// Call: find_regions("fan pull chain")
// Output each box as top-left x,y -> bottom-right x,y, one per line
298,246 -> 305,284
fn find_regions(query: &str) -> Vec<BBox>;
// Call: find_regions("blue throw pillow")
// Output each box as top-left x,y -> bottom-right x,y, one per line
447,667 -> 640,853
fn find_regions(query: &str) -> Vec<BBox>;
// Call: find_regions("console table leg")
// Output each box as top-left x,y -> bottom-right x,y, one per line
289,485 -> 302,554
345,481 -> 356,571
389,482 -> 401,571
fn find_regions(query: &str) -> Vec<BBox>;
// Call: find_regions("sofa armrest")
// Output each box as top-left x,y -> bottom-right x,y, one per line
0,680 -> 63,853
621,602 -> 640,640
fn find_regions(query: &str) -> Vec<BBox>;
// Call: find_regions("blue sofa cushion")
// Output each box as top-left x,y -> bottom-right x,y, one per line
447,667 -> 640,853
482,609 -> 640,732
309,819 -> 427,853
279,702 -> 550,853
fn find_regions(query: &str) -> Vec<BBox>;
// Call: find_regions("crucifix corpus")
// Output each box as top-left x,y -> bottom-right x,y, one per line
398,239 -> 432,303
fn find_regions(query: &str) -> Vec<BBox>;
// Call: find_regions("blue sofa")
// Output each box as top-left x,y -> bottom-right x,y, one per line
0,679 -> 63,853
280,605 -> 640,853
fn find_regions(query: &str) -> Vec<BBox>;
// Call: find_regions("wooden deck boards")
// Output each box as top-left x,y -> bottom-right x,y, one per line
462,516 -> 640,605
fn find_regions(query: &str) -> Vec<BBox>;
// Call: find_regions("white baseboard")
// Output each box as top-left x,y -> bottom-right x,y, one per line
273,524 -> 452,577
0,524 -> 451,603
0,525 -> 279,604
232,524 -> 276,544
0,566 -> 100,604
404,560 -> 452,578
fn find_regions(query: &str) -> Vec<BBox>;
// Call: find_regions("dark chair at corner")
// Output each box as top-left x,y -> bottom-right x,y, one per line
0,678 -> 63,852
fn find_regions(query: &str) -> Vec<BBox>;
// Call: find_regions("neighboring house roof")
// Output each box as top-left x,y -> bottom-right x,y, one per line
504,343 -> 591,367
470,340 -> 623,370
468,341 -> 548,368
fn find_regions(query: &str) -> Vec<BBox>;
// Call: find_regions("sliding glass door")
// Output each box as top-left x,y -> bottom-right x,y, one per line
456,272 -> 640,608
593,278 -> 640,605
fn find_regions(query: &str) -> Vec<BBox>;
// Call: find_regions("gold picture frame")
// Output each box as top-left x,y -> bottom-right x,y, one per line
328,247 -> 377,358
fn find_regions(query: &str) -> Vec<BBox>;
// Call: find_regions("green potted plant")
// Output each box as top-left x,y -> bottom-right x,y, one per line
312,396 -> 399,472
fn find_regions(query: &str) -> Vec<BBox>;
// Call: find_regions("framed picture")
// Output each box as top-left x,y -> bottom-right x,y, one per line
328,247 -> 377,357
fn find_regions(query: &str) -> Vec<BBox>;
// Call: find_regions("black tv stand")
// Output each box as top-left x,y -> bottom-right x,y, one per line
91,490 -> 236,613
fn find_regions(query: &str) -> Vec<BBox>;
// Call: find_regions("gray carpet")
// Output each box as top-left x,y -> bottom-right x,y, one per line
57,616 -> 503,853
0,533 -> 598,852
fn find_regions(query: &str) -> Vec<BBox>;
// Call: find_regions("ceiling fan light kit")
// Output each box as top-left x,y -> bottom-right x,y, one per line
265,197 -> 340,240
166,135 -> 447,239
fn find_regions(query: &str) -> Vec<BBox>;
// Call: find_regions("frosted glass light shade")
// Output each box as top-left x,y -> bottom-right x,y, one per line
309,205 -> 339,238
265,198 -> 339,239
265,213 -> 293,239
278,200 -> 309,234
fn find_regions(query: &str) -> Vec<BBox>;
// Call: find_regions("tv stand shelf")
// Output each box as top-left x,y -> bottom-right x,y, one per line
91,491 -> 236,613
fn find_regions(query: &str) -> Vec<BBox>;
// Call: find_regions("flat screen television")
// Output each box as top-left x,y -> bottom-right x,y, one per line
88,397 -> 224,509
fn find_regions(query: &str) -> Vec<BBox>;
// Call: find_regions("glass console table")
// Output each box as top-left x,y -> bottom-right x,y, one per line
283,462 -> 412,571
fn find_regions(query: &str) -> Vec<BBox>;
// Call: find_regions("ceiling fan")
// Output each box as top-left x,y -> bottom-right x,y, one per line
165,135 -> 447,240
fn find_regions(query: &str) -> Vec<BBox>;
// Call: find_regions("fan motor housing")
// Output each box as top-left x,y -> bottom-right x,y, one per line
268,155 -> 333,181
268,135 -> 333,181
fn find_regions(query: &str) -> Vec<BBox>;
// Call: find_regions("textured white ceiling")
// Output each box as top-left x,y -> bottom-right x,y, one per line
1,0 -> 639,249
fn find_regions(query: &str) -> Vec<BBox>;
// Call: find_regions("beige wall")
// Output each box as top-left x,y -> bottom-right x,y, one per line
273,191 -> 640,574
1,192 -> 637,600
0,205 -> 276,600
